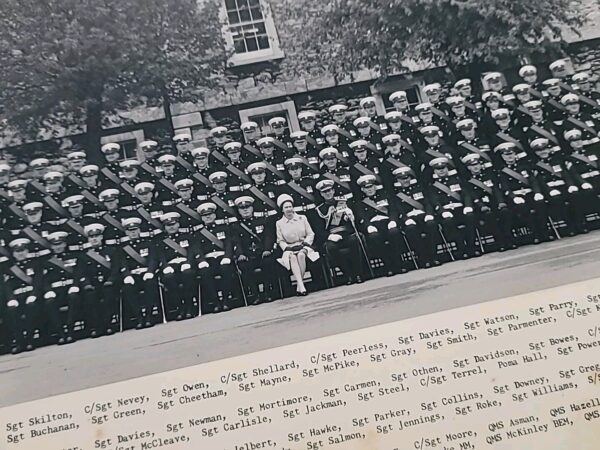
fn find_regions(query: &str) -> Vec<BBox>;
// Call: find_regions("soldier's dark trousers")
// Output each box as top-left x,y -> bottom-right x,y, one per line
403,218 -> 438,266
200,260 -> 236,313
474,208 -> 512,251
122,275 -> 160,326
575,186 -> 600,227
238,255 -> 276,304
325,234 -> 364,283
161,265 -> 197,320
515,198 -> 551,242
363,225 -> 409,275
438,211 -> 477,258
83,283 -> 118,335
5,295 -> 40,351
546,192 -> 579,236
43,290 -> 73,341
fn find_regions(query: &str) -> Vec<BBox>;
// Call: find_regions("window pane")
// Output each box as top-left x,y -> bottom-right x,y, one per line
255,22 -> 266,34
246,37 -> 258,52
250,6 -> 263,20
236,0 -> 249,9
225,0 -> 237,10
239,7 -> 251,22
234,38 -> 246,53
257,35 -> 270,49
248,0 -> 260,6
228,11 -> 240,24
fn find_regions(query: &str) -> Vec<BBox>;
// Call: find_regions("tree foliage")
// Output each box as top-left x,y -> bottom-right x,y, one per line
276,0 -> 590,79
0,0 -> 229,149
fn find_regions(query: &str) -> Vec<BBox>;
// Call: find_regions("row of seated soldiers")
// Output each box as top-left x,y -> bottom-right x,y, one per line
2,59 -> 600,354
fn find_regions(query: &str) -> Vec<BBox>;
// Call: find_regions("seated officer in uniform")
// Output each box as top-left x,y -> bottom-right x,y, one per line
355,174 -> 409,276
155,212 -> 201,321
530,138 -> 584,237
315,179 -> 364,285
118,217 -> 159,329
563,129 -> 600,220
44,231 -> 80,345
427,157 -> 478,259
231,196 -> 278,305
3,238 -> 42,353
318,147 -> 353,200
461,153 -> 515,251
388,167 -> 439,268
76,223 -> 120,338
195,202 -> 237,313
495,142 -> 551,244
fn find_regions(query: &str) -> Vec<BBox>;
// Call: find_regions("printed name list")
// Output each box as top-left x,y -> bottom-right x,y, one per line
2,278 -> 600,449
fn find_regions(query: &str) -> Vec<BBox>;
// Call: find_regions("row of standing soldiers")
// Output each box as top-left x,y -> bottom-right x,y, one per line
2,59 -> 600,354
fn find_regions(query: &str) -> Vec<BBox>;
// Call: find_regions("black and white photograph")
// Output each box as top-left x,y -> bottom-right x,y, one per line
2,0 -> 600,409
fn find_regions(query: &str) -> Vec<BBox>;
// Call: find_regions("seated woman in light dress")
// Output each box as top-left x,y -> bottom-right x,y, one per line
275,194 -> 319,296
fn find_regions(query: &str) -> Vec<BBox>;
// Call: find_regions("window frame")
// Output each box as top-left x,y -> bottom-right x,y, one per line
220,0 -> 284,67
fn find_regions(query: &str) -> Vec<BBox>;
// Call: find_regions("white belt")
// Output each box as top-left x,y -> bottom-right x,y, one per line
583,137 -> 600,145
215,218 -> 237,225
513,188 -> 532,195
196,195 -> 209,201
31,250 -> 51,257
229,185 -> 251,192
547,180 -> 565,187
10,230 -> 21,236
294,204 -> 316,212
205,251 -> 225,259
443,202 -> 463,210
582,171 -> 600,179
106,239 -> 119,245
51,280 -> 74,288
131,267 -> 149,275
14,286 -> 33,295
167,257 -> 187,265
275,180 -> 286,185
254,210 -> 276,217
